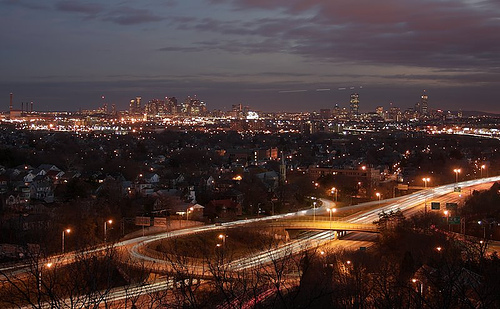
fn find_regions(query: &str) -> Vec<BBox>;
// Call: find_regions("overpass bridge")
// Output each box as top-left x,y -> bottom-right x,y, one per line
263,217 -> 378,239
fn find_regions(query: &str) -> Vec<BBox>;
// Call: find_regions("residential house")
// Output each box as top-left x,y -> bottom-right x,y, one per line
29,175 -> 54,203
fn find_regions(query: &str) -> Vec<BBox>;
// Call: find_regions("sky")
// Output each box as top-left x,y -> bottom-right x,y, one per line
1,0 -> 500,113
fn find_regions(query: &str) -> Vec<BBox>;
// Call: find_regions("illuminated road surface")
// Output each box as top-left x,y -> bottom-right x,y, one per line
3,176 -> 499,276
5,176 -> 500,308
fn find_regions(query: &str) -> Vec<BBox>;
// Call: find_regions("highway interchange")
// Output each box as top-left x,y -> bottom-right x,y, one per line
3,176 -> 500,307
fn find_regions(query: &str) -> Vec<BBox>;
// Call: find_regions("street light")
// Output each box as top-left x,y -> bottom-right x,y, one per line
478,220 -> 487,239
444,210 -> 450,230
330,187 -> 338,202
313,201 -> 317,222
453,168 -> 461,183
327,207 -> 337,239
422,178 -> 430,214
481,165 -> 486,178
39,262 -> 53,291
218,234 -> 227,246
376,192 -> 381,205
422,177 -> 430,188
186,207 -> 194,221
62,228 -> 70,253
104,219 -> 112,243
411,278 -> 424,299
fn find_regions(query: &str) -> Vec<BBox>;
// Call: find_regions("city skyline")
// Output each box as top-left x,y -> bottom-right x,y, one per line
1,0 -> 500,112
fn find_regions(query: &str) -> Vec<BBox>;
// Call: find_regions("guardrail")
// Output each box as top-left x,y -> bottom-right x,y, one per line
267,220 -> 378,232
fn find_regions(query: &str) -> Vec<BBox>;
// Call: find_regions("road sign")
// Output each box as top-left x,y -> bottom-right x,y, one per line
135,216 -> 151,226
153,217 -> 168,227
446,202 -> 458,210
449,216 -> 461,225
397,184 -> 409,190
431,202 -> 440,210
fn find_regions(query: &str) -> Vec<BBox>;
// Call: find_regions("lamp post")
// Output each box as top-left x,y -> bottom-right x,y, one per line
39,262 -> 53,291
453,168 -> 461,184
104,219 -> 112,243
478,221 -> 486,239
327,207 -> 337,239
411,278 -> 424,304
444,210 -> 450,231
422,177 -> 430,189
313,201 -> 317,222
480,165 -> 486,178
331,187 -> 338,202
186,207 -> 194,221
62,228 -> 70,253
422,178 -> 430,214
376,192 -> 381,205
218,234 -> 227,246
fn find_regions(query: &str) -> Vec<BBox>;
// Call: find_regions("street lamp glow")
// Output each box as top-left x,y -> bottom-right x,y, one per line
480,165 -> 486,178
218,234 -> 227,246
104,219 -> 113,242
186,207 -> 194,221
62,228 -> 71,253
327,207 -> 336,239
330,187 -> 338,202
436,246 -> 442,252
453,168 -> 461,183
422,177 -> 430,214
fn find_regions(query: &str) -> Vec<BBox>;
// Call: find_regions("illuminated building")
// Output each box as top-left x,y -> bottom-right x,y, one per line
421,90 -> 428,116
349,93 -> 360,119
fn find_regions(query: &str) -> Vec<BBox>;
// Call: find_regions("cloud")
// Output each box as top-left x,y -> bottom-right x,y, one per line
55,1 -> 103,15
2,0 -> 48,10
193,0 -> 500,71
51,1 -> 164,25
103,7 -> 164,25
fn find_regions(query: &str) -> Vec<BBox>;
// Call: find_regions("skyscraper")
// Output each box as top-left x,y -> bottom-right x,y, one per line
129,96 -> 142,115
420,90 -> 428,116
350,93 -> 360,118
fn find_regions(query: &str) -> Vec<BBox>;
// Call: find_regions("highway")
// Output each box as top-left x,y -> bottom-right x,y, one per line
4,176 -> 500,308
3,176 -> 499,276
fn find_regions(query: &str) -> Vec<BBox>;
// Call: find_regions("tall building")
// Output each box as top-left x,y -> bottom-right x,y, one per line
332,103 -> 340,117
135,96 -> 142,113
181,96 -> 207,116
349,93 -> 360,119
420,90 -> 428,116
129,96 -> 142,115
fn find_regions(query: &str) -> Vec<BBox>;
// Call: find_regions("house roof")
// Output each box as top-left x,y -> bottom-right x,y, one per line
38,164 -> 61,172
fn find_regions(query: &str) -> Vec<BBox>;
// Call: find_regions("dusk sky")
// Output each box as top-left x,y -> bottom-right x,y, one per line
1,0 -> 500,112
